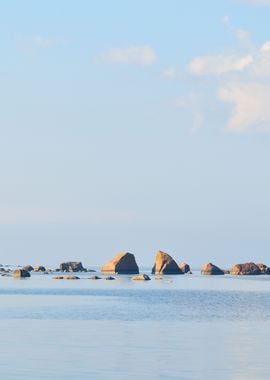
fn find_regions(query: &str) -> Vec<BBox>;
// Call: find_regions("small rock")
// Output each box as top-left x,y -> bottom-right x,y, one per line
179,262 -> 191,274
105,276 -> 115,280
22,265 -> 34,272
34,266 -> 46,272
132,274 -> 151,281
89,275 -> 102,280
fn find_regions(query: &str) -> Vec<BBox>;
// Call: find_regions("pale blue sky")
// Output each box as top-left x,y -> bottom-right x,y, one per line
1,0 -> 270,268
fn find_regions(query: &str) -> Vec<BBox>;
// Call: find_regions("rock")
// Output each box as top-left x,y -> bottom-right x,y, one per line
59,262 -> 86,272
34,266 -> 46,272
201,263 -> 224,275
65,276 -> 80,280
222,269 -> 230,274
152,250 -> 183,275
89,275 -> 102,280
256,263 -> 270,274
13,269 -> 31,278
53,276 -> 80,280
22,265 -> 34,272
132,274 -> 151,281
230,262 -> 261,275
179,263 -> 191,274
105,276 -> 115,280
101,252 -> 139,274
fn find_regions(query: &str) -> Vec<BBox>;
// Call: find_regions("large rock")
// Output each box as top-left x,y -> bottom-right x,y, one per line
230,262 -> 261,275
152,251 -> 183,275
201,263 -> 224,275
22,265 -> 34,272
13,269 -> 31,278
179,262 -> 191,274
101,252 -> 139,274
59,261 -> 86,272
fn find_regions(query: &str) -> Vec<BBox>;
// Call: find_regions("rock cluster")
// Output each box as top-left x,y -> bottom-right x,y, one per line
59,262 -> 86,272
230,262 -> 263,275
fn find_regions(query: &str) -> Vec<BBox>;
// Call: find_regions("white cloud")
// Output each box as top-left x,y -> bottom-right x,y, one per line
218,83 -> 270,132
162,66 -> 177,80
98,45 -> 157,66
188,54 -> 253,76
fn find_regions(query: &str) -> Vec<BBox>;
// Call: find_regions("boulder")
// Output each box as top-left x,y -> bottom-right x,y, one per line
152,250 -> 183,275
59,261 -> 86,272
101,252 -> 139,274
201,263 -> 224,275
34,266 -> 46,272
230,262 -> 261,275
132,274 -> 151,281
256,263 -> 270,274
13,269 -> 31,278
179,263 -> 191,274
22,265 -> 34,272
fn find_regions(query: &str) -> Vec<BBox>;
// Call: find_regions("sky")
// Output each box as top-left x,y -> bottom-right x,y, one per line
1,0 -> 270,268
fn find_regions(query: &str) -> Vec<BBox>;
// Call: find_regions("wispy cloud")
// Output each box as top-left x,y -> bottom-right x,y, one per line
97,45 -> 157,66
162,66 -> 177,80
188,54 -> 253,76
17,36 -> 65,53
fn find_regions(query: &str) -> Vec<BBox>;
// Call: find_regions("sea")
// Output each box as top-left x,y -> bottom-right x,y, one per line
1,268 -> 270,379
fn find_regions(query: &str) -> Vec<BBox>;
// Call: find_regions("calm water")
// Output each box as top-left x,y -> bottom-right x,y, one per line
1,270 -> 270,379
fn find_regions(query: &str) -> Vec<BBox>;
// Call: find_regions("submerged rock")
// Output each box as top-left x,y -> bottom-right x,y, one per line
179,263 -> 191,274
230,263 -> 261,275
59,262 -> 86,272
152,251 -> 182,275
53,276 -> 80,280
132,274 -> 151,281
89,275 -> 102,280
13,269 -> 31,278
101,252 -> 139,274
201,263 -> 224,275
